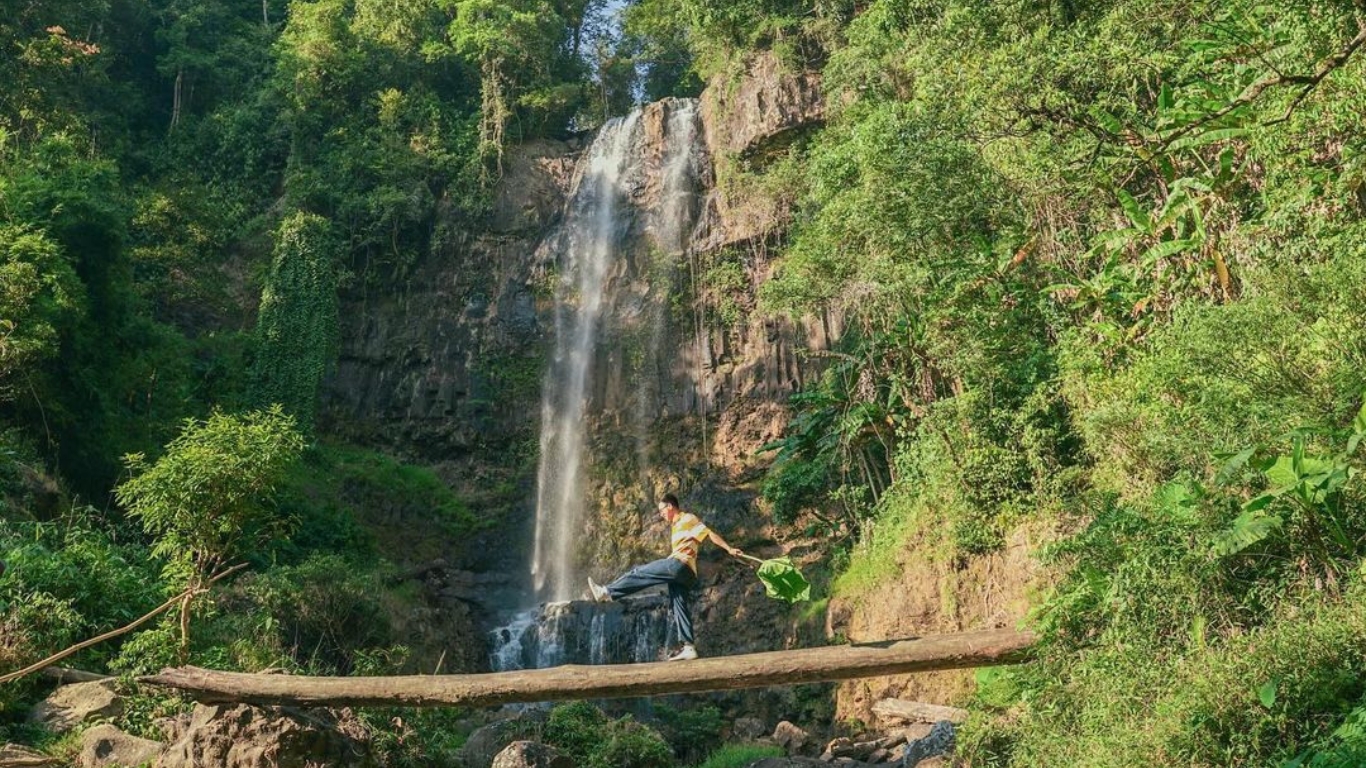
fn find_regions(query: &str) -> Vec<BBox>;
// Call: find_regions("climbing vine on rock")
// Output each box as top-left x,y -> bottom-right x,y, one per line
249,211 -> 339,432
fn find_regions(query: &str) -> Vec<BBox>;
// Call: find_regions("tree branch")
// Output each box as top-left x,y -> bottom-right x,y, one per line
1164,21 -> 1366,143
1264,21 -> 1366,125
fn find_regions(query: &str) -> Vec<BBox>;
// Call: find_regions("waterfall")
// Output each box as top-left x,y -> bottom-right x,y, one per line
490,99 -> 705,671
530,99 -> 704,604
488,597 -> 678,671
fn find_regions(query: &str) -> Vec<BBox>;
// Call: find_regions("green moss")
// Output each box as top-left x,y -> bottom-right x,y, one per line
277,442 -> 483,567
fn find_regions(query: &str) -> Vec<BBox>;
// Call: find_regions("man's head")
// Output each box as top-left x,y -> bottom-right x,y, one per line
657,493 -> 681,522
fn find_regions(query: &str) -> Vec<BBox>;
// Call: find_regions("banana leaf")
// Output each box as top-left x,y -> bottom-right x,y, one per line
750,556 -> 811,603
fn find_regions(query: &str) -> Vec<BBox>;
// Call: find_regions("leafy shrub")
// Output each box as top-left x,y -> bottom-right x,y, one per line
588,718 -> 676,768
0,516 -> 161,678
116,407 -> 306,588
230,553 -> 392,674
963,583 -> 1366,767
545,702 -> 677,768
653,704 -> 723,765
545,701 -> 609,765
696,743 -> 784,768
276,443 -> 481,567
359,706 -> 470,768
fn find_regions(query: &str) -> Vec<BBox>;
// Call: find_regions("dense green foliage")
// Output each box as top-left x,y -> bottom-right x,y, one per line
712,0 -> 1366,764
545,701 -> 678,768
250,212 -> 340,427
6,0 -> 1366,764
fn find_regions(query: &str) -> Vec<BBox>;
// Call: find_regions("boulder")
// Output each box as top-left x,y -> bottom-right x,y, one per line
818,736 -> 851,761
29,680 -> 123,733
771,721 -> 810,756
0,743 -> 58,767
749,759 -> 830,768
732,716 -> 767,741
457,712 -> 548,768
490,741 -> 573,768
871,700 -> 968,727
820,737 -> 880,762
155,704 -> 373,768
902,721 -> 955,768
79,724 -> 163,768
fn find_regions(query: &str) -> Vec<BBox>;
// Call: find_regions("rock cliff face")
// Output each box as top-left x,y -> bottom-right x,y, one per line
319,51 -> 835,625
827,523 -> 1050,725
696,53 -> 825,252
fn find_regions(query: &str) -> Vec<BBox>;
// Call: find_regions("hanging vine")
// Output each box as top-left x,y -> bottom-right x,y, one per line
249,211 -> 340,433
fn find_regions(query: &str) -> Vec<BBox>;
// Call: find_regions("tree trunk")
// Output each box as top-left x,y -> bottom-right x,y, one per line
141,629 -> 1035,709
169,69 -> 183,134
178,590 -> 193,663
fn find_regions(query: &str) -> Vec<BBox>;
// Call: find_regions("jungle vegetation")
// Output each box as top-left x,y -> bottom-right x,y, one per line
4,0 -> 1366,766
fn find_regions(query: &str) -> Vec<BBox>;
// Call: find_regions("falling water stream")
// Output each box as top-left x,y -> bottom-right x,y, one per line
490,99 -> 707,670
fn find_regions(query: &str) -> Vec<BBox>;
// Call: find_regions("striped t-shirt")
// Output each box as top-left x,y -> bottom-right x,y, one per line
669,511 -> 711,571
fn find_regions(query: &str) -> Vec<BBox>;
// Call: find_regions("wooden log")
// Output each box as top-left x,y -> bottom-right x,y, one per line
41,667 -> 111,684
872,698 -> 970,725
0,744 -> 59,767
141,628 -> 1035,709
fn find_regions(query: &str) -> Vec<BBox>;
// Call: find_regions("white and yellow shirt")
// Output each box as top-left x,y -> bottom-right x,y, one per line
669,511 -> 711,571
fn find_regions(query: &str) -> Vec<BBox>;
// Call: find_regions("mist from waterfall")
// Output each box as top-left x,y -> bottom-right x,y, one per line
529,99 -> 704,605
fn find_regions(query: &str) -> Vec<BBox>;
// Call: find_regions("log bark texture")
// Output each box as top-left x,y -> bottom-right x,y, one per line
141,628 -> 1035,709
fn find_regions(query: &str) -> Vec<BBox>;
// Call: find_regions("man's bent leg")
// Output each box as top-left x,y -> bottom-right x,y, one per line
606,557 -> 683,600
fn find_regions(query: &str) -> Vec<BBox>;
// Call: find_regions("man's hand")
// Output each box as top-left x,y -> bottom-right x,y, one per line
729,546 -> 745,558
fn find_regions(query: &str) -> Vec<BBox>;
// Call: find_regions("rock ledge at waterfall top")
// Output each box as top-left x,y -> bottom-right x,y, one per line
694,53 -> 825,252
700,52 -> 825,162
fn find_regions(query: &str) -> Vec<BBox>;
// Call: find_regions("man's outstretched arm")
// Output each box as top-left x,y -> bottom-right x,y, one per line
707,529 -> 743,558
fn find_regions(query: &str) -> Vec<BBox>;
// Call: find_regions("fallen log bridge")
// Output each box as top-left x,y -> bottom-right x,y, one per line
140,628 -> 1035,709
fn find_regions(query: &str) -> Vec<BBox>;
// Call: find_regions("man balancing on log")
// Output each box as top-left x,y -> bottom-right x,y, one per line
587,493 -> 744,661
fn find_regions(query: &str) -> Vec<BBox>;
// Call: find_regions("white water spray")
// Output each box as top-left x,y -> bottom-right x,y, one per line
529,99 -> 704,604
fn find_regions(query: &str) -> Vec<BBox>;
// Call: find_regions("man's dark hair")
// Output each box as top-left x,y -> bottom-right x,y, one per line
661,493 -> 680,509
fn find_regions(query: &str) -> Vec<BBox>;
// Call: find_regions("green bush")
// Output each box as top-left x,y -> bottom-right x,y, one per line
653,704 -> 723,765
359,706 -> 470,768
0,516 -> 161,677
276,443 -> 481,567
231,553 -> 392,674
962,583 -> 1366,767
696,744 -> 784,768
545,702 -> 677,768
588,718 -> 676,768
545,701 -> 609,765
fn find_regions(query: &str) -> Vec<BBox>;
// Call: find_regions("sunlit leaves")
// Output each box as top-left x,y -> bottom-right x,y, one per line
0,224 -> 83,392
115,406 -> 305,584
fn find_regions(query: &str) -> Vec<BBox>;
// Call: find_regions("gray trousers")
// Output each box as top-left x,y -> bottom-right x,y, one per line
605,556 -> 698,644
